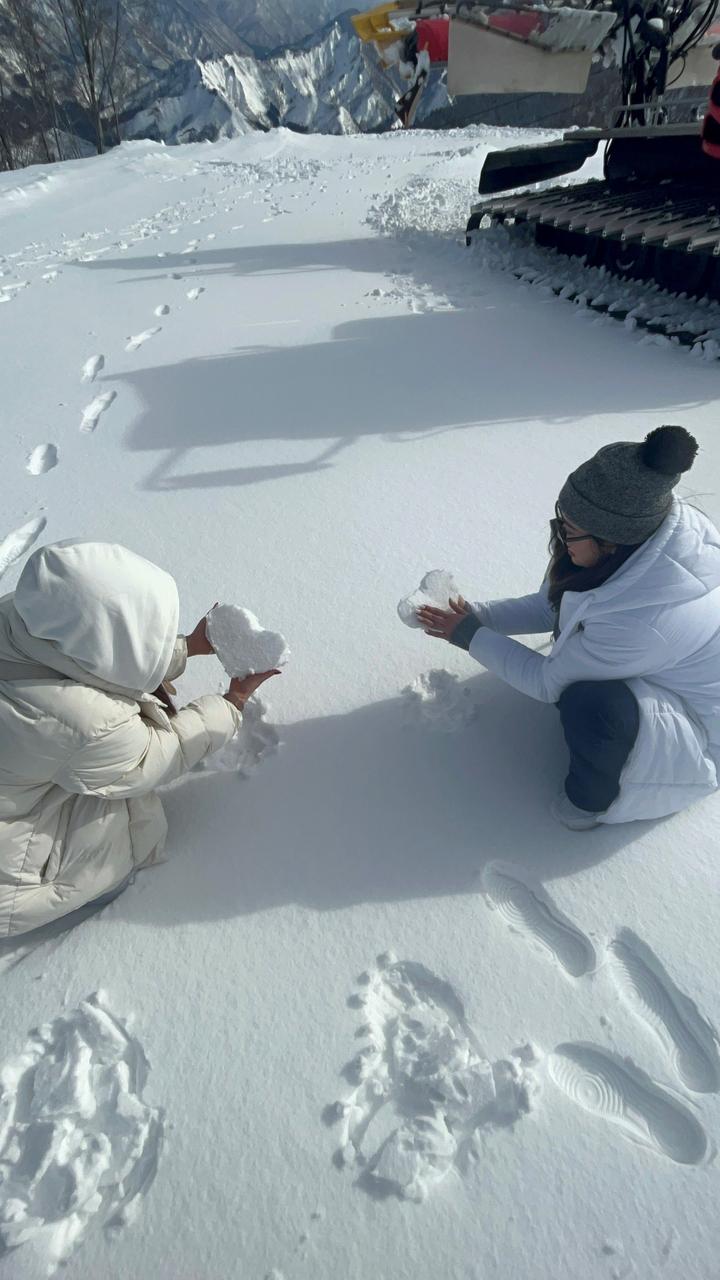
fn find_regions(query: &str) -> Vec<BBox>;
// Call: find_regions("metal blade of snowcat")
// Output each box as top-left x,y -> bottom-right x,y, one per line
478,139 -> 600,195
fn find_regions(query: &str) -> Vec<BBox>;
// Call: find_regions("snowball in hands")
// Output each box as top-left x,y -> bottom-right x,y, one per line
397,570 -> 461,629
206,605 -> 290,678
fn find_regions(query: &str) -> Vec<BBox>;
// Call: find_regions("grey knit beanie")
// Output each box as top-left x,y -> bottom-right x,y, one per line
558,426 -> 699,546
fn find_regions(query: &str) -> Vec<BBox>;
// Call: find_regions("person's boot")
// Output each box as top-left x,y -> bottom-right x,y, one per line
550,788 -> 603,830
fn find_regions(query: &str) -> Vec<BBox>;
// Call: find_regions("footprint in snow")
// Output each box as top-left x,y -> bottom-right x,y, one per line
482,861 -> 596,978
0,280 -> 29,303
0,516 -> 46,580
476,867 -> 717,1163
549,1043 -> 708,1165
608,928 -> 720,1093
81,353 -> 105,383
81,390 -> 117,433
26,444 -> 58,475
125,327 -> 160,353
186,287 -> 204,302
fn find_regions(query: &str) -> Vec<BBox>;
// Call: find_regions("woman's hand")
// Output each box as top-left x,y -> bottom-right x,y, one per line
224,670 -> 281,711
186,603 -> 218,657
417,596 -> 471,641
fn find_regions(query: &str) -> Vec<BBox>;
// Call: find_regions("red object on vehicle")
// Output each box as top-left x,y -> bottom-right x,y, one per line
487,11 -> 544,38
415,17 -> 450,63
702,66 -> 720,160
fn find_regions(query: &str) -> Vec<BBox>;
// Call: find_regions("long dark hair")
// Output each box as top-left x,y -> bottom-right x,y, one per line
547,519 -> 640,619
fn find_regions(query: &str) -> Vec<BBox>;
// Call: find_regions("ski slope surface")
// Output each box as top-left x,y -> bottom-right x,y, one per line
1,125 -> 720,1280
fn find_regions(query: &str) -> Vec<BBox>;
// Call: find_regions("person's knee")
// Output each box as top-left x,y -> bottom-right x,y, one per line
559,680 -> 604,715
558,680 -> 634,730
556,686 -> 622,727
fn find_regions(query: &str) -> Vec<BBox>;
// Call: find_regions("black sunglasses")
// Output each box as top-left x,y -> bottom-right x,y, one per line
555,503 -> 595,545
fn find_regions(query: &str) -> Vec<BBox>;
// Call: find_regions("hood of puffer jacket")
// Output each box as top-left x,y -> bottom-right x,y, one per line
9,541 -> 179,698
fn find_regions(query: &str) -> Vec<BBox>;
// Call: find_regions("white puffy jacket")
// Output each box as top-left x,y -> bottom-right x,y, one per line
470,499 -> 720,823
0,542 -> 241,937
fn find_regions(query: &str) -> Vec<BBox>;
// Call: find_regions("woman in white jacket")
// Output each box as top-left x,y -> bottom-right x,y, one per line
0,541 -> 279,937
419,426 -> 720,830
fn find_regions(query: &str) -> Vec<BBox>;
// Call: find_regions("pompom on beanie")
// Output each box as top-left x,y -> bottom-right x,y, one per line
557,426 -> 699,546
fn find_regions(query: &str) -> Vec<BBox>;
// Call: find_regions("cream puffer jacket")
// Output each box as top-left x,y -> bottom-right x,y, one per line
0,542 -> 242,937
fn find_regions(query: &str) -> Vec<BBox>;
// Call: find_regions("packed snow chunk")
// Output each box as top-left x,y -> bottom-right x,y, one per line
371,1114 -> 457,1201
206,604 -> 290,679
397,569 -> 462,629
0,993 -> 163,1271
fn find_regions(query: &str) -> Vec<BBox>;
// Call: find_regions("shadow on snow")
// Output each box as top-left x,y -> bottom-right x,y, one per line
74,238 -> 706,494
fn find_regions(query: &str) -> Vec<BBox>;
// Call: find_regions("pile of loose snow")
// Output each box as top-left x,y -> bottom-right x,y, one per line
0,994 -> 162,1269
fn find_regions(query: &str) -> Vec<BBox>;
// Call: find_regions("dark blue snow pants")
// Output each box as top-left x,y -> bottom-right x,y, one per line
558,681 -> 640,813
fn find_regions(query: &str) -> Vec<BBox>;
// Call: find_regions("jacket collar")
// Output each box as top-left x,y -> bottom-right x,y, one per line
554,499 -> 684,651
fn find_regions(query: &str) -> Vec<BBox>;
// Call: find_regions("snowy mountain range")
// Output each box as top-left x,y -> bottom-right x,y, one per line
206,0 -> 360,51
0,1 -> 356,73
123,14 -> 420,142
0,1 -> 411,158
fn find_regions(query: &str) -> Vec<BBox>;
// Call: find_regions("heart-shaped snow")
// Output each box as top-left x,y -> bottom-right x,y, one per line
397,570 -> 461,629
206,604 -> 290,678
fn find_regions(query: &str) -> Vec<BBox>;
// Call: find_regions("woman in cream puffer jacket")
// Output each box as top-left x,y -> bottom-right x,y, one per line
0,541 -> 277,938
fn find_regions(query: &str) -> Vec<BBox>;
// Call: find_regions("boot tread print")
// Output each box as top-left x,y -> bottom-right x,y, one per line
329,870 -> 717,1200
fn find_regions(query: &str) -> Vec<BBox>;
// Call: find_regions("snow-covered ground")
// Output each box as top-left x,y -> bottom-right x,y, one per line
1,124 -> 720,1280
